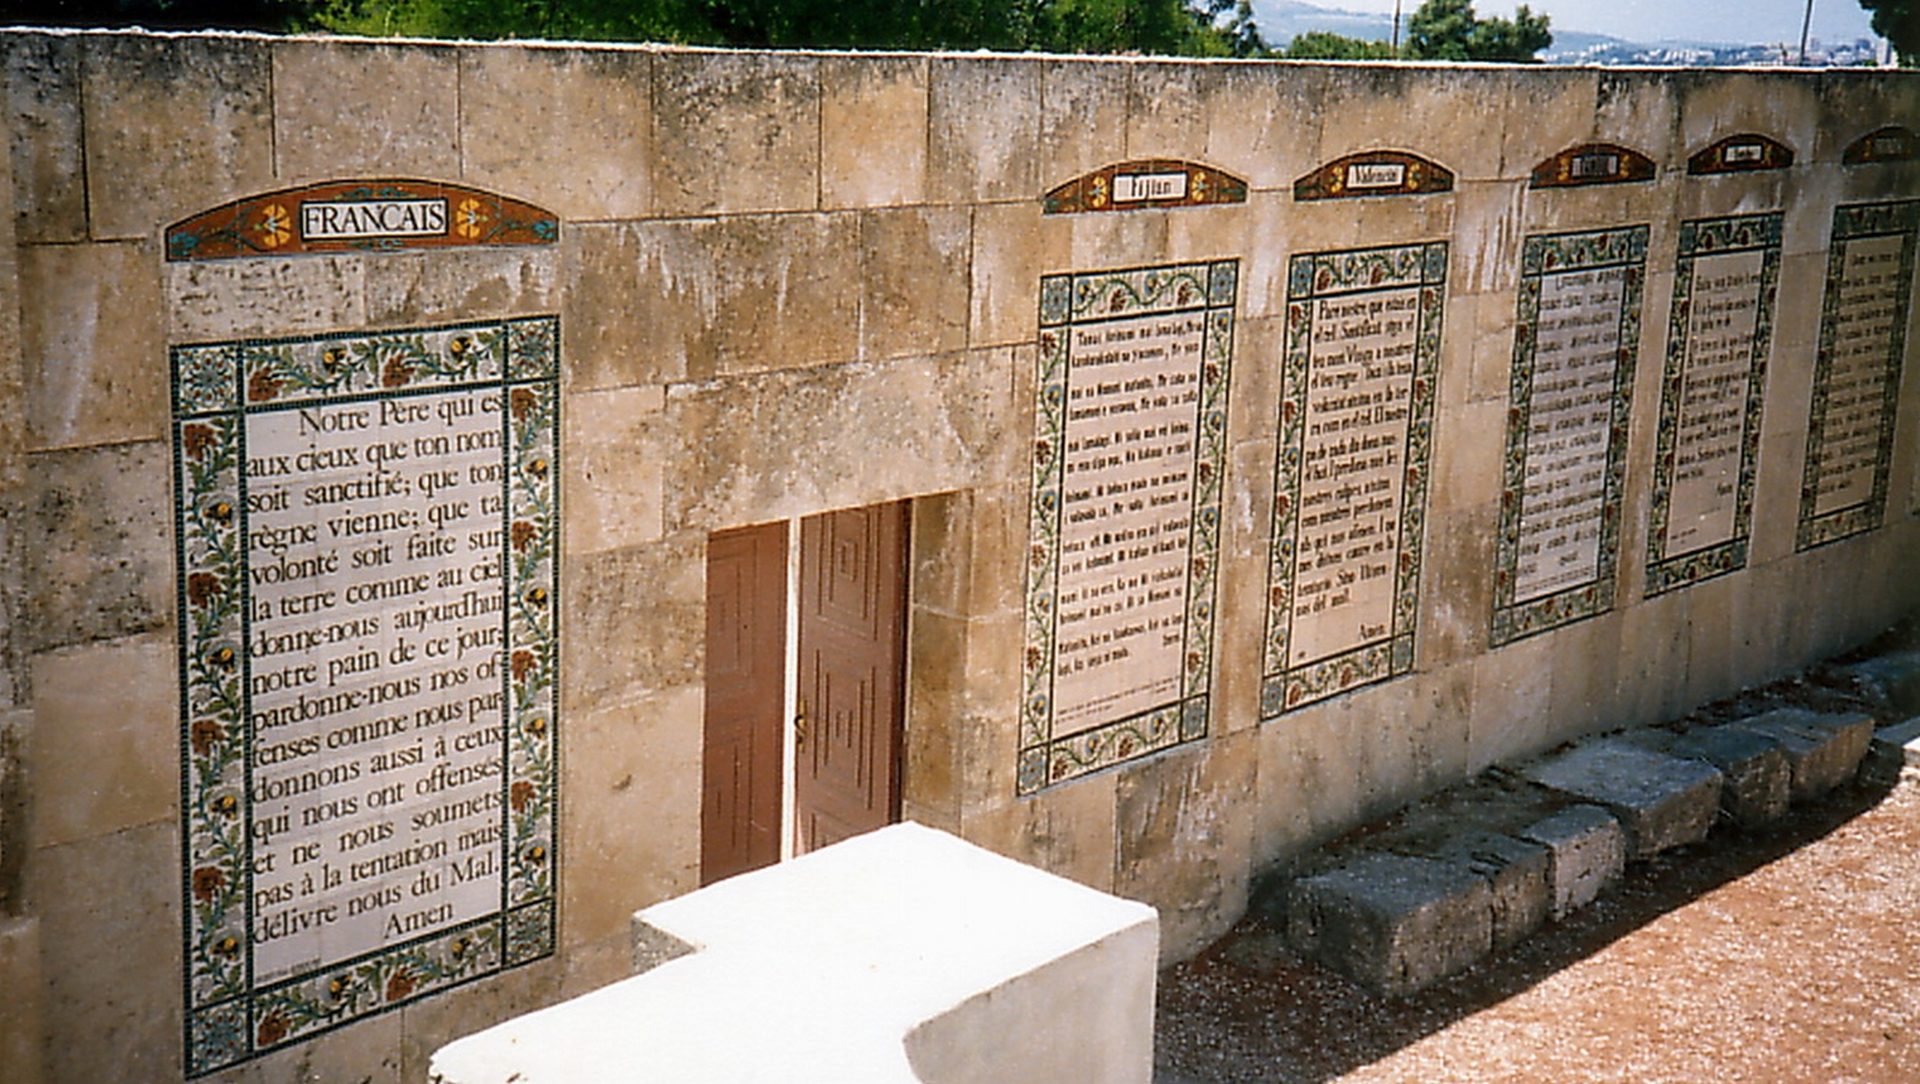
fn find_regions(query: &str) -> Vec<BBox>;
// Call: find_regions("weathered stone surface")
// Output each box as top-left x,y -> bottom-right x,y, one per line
1433,831 -> 1550,950
1724,709 -> 1875,802
1516,804 -> 1624,920
1520,740 -> 1723,860
20,241 -> 165,450
653,51 -> 819,216
80,34 -> 274,240
273,40 -> 458,180
1866,717 -> 1920,786
1836,649 -> 1920,718
460,44 -> 652,221
28,635 -> 176,849
27,442 -> 172,653
0,917 -> 41,1084
929,56 -> 1040,203
821,55 -> 928,209
1114,734 -> 1256,964
1669,726 -> 1791,826
1285,852 -> 1493,996
1628,725 -> 1792,827
166,253 -> 366,341
6,34 -> 84,243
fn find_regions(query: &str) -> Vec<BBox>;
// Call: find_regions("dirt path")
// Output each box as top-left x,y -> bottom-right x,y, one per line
1156,777 -> 1920,1084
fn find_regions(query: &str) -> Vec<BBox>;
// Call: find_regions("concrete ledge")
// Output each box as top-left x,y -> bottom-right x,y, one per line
1285,853 -> 1493,997
1724,709 -> 1874,802
431,824 -> 1159,1084
1519,740 -> 1723,860
1515,804 -> 1626,920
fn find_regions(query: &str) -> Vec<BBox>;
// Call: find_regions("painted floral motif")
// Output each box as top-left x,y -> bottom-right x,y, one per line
255,203 -> 292,249
1646,214 -> 1780,596
173,316 -> 558,1076
1493,226 -> 1646,644
1796,200 -> 1919,551
1262,241 -> 1445,716
1019,261 -> 1237,794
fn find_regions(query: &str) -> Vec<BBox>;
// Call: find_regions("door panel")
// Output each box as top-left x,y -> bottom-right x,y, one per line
795,502 -> 908,854
701,522 -> 787,885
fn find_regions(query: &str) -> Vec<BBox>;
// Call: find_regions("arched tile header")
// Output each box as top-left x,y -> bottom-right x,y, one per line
1686,133 -> 1793,176
1042,159 -> 1248,214
1843,125 -> 1919,165
1293,150 -> 1453,201
1529,142 -> 1657,189
166,179 -> 559,261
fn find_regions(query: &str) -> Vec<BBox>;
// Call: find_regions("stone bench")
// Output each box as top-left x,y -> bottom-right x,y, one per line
1865,717 -> 1920,786
430,823 -> 1159,1084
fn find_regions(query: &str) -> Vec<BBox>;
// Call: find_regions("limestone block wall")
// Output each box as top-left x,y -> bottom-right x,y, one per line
2,27 -> 1917,1082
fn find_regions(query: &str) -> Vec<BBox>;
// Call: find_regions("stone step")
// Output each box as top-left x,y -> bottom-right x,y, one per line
1864,717 -> 1920,786
1625,726 -> 1792,827
1513,804 -> 1626,920
1518,740 -> 1723,860
1722,709 -> 1874,802
1283,852 -> 1492,998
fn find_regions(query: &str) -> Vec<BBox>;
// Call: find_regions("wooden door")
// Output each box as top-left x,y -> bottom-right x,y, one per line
795,502 -> 908,853
701,522 -> 787,885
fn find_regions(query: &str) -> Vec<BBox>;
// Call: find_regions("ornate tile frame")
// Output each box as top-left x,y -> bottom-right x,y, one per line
1796,199 -> 1920,551
1492,226 -> 1647,647
1261,241 -> 1446,717
1018,260 -> 1237,795
173,316 -> 559,1076
1645,213 -> 1783,596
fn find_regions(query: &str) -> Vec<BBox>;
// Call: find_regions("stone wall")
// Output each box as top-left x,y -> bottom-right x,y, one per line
3,27 -> 1918,1082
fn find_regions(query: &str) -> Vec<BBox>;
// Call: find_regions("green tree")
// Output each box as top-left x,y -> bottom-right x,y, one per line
1857,0 -> 1916,63
1281,30 -> 1393,59
1404,0 -> 1550,62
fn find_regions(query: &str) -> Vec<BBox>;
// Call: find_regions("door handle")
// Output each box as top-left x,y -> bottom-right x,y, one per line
794,702 -> 809,748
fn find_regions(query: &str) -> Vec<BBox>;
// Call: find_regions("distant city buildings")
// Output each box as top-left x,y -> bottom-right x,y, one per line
1542,36 -> 1888,67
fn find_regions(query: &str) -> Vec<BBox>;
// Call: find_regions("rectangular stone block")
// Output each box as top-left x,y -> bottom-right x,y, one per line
1520,739 -> 1723,860
1866,717 -> 1920,786
1516,804 -> 1624,920
460,45 -> 652,221
6,34 -> 85,243
821,55 -> 927,209
1725,709 -> 1875,802
1437,831 -> 1550,951
1668,726 -> 1791,826
29,635 -> 176,848
1285,852 -> 1493,997
273,40 -> 459,181
0,916 -> 41,1084
20,241 -> 165,450
653,51 -> 819,216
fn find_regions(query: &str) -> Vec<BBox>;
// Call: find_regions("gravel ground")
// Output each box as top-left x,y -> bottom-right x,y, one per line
1155,773 -> 1920,1084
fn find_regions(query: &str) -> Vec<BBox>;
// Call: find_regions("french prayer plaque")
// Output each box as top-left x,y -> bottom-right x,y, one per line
174,317 -> 559,1075
1019,261 -> 1237,793
1797,200 -> 1920,550
1263,242 -> 1446,716
1645,213 -> 1782,596
1493,227 -> 1646,647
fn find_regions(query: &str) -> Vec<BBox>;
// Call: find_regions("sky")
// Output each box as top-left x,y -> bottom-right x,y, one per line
1316,0 -> 1878,46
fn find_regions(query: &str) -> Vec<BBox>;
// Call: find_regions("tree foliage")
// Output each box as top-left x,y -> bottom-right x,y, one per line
1857,0 -> 1917,63
1281,30 -> 1393,59
289,0 -> 1252,54
1405,0 -> 1550,62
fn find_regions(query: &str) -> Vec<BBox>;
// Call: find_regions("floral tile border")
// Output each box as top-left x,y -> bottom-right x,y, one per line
1646,213 -> 1782,597
1018,261 -> 1237,795
173,316 -> 559,1076
1796,200 -> 1920,551
1261,241 -> 1445,717
1492,226 -> 1647,647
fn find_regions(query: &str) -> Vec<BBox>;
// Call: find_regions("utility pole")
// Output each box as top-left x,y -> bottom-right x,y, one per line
1798,0 -> 1815,63
1392,0 -> 1403,56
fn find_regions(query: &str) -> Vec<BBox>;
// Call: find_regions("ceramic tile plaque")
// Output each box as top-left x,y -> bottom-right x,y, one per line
173,317 -> 559,1075
1797,200 -> 1920,550
167,180 -> 558,261
1646,213 -> 1782,595
1493,227 -> 1647,646
1020,261 -> 1237,793
1263,242 -> 1446,716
